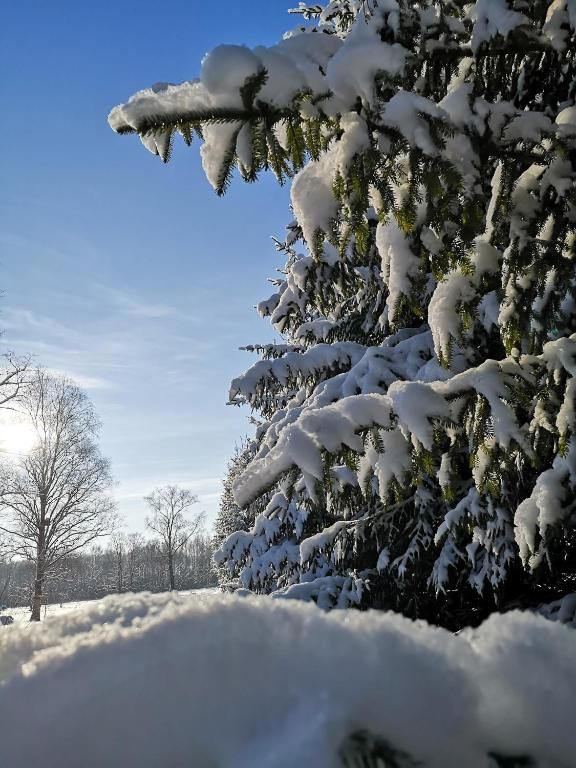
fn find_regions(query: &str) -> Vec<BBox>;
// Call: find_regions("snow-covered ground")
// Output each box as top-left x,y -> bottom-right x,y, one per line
4,587 -> 220,624
0,590 -> 575,767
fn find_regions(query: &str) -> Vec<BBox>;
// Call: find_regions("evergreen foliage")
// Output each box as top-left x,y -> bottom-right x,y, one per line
339,730 -> 535,768
111,0 -> 576,627
212,439 -> 267,587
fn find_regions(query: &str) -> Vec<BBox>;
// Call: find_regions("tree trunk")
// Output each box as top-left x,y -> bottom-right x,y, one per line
31,520 -> 46,622
168,552 -> 175,591
0,573 -> 11,604
117,556 -> 123,593
30,565 -> 44,622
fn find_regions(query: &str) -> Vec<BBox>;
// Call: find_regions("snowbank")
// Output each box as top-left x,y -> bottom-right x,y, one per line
0,591 -> 575,767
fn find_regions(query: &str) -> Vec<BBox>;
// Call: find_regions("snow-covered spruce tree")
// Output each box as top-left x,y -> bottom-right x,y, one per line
110,0 -> 576,627
212,438 -> 269,587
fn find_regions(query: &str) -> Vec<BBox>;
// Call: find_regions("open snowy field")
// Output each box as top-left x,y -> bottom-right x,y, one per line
4,587 -> 220,624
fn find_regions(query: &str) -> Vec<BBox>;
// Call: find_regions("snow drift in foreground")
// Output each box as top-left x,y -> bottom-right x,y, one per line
0,592 -> 575,768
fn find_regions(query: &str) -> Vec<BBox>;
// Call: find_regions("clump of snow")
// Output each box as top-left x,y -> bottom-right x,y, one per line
300,520 -> 349,563
271,574 -> 365,609
503,111 -> 552,144
0,592 -> 575,768
327,39 -> 408,107
252,46 -> 307,107
381,91 -> 444,156
200,45 -> 262,100
376,219 -> 420,321
333,113 -> 371,172
544,0 -> 576,49
438,78 -> 476,129
437,452 -> 453,489
200,122 -> 242,189
108,79 -> 210,133
291,153 -> 339,246
537,591 -> 576,627
428,272 -> 476,361
324,7 -> 409,107
387,380 -> 449,449
373,429 -> 412,497
514,458 -> 571,569
556,104 -> 576,136
467,0 -> 529,54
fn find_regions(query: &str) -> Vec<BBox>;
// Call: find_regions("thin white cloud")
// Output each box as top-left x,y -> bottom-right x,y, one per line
114,476 -> 222,502
173,352 -> 201,363
198,491 -> 223,503
113,294 -> 176,319
46,368 -> 114,391
104,287 -> 201,323
0,307 -> 76,339
1,303 -> 206,371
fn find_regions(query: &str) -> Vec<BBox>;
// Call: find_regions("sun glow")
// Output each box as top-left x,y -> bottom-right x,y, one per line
0,415 -> 38,456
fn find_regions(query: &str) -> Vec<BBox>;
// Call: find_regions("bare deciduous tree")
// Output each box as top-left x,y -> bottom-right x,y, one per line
0,564 -> 11,605
126,532 -> 145,592
110,533 -> 126,593
0,352 -> 31,558
145,485 -> 204,591
0,369 -> 116,620
0,352 -> 31,412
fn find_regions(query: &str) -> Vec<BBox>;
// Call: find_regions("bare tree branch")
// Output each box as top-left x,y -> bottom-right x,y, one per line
0,352 -> 31,411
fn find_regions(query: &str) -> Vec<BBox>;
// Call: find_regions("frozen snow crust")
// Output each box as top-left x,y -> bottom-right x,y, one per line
1,591 -> 576,768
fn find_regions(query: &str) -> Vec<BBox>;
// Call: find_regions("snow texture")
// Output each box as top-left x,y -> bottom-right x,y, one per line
1,592 -> 576,768
537,591 -> 576,627
468,0 -> 529,54
229,343 -> 365,404
326,9 -> 409,106
291,153 -> 340,247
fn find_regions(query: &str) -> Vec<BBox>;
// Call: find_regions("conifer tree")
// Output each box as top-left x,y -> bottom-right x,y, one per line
111,0 -> 576,627
212,439 -> 266,587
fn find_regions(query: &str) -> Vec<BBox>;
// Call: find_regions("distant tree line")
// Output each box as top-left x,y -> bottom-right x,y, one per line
0,530 -> 216,609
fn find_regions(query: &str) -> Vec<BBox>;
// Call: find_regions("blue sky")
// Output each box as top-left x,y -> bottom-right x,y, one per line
0,1 -> 297,530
